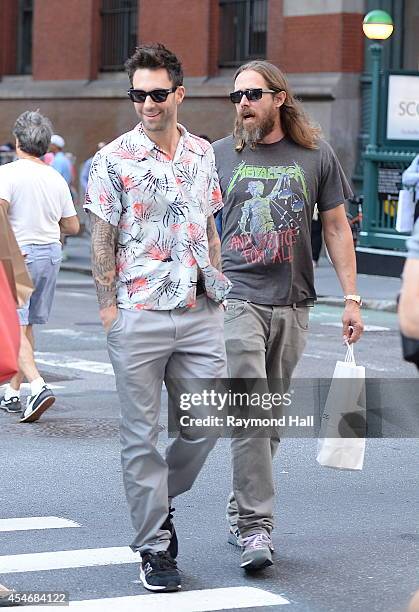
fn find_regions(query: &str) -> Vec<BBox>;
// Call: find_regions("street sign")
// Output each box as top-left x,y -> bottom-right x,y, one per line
385,72 -> 419,143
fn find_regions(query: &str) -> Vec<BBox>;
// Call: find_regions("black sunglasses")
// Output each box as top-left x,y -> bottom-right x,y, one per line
127,87 -> 178,103
229,88 -> 277,104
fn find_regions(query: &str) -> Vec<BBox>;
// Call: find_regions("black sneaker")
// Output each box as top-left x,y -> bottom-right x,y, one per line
161,507 -> 178,559
0,396 -> 22,414
139,551 -> 181,592
20,385 -> 55,423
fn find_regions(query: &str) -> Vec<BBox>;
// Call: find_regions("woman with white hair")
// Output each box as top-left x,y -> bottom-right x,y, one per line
0,111 -> 79,422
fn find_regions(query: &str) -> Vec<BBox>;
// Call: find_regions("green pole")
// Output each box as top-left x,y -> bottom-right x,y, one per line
361,42 -> 382,246
367,43 -> 382,151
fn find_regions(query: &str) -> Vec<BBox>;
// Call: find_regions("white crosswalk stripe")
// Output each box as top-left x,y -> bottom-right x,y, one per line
0,546 -> 138,574
0,517 -> 291,610
0,383 -> 65,391
41,328 -> 101,341
34,351 -> 114,376
19,587 -> 289,611
0,517 -> 80,532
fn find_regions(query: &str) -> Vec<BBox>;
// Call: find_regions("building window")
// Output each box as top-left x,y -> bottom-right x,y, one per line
17,0 -> 33,74
219,0 -> 268,66
101,0 -> 138,71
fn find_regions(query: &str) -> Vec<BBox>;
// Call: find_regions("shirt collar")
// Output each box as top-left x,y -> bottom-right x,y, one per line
134,122 -> 206,158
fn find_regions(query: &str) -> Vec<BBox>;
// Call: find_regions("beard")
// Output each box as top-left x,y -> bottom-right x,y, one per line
234,108 -> 277,149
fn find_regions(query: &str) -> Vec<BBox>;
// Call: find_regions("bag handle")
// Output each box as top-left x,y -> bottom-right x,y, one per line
344,340 -> 356,365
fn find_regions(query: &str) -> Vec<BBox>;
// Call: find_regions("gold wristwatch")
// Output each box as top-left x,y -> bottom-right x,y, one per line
344,294 -> 362,306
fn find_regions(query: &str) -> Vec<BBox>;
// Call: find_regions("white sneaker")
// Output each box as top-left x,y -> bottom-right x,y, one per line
20,385 -> 55,423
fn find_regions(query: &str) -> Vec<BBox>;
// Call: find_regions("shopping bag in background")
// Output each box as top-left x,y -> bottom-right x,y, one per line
0,262 -> 20,383
0,204 -> 33,306
316,343 -> 366,470
396,189 -> 415,233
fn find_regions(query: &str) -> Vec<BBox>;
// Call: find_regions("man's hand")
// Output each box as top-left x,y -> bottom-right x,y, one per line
100,305 -> 118,333
342,302 -> 364,344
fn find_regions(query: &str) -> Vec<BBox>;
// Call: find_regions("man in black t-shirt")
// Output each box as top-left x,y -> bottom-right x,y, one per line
213,60 -> 364,572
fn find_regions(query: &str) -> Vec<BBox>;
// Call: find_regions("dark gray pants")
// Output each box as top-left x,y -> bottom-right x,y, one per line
107,296 -> 226,553
224,300 -> 309,538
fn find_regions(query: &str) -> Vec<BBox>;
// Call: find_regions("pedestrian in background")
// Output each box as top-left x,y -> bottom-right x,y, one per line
0,111 -> 79,422
399,218 -> 419,343
80,141 -> 107,193
213,60 -> 364,572
402,154 -> 419,223
49,134 -> 73,186
85,43 -> 230,593
47,134 -> 78,259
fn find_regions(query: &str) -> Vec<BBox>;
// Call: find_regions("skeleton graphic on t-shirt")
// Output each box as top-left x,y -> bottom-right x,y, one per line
228,163 -> 308,265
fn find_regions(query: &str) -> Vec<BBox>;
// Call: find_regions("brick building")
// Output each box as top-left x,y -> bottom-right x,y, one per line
0,0 -> 417,185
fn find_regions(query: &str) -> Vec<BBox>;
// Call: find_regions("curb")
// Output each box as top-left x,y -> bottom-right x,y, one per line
316,296 -> 397,313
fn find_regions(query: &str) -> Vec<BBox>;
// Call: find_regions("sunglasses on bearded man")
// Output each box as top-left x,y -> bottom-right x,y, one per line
229,88 -> 282,104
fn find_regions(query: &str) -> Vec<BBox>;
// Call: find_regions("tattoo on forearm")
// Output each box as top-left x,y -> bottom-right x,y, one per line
207,215 -> 222,271
89,212 -> 118,309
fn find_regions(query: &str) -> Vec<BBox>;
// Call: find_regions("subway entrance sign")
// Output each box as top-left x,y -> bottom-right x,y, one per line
359,71 -> 418,274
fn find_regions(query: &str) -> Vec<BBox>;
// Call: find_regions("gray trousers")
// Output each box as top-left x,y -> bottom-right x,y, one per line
107,295 -> 226,553
224,299 -> 309,538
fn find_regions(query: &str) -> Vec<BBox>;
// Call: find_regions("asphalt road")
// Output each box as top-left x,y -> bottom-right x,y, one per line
0,270 -> 418,612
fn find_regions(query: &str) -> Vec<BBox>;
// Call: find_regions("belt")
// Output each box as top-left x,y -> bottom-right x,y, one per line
290,298 -> 315,308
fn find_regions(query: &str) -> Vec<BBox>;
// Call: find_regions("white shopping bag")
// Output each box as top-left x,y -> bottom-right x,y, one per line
316,343 -> 366,470
396,189 -> 415,233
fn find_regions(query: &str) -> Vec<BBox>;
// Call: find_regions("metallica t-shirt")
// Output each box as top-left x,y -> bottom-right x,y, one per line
213,135 -> 352,305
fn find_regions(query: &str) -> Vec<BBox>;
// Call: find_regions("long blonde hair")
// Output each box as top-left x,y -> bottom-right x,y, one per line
234,60 -> 321,151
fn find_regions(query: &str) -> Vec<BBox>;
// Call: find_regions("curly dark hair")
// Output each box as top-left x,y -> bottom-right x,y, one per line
125,43 -> 183,87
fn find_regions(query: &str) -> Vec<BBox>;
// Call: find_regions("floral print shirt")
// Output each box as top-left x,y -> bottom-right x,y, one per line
85,123 -> 231,310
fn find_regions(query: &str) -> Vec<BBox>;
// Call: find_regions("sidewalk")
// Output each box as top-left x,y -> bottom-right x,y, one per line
61,235 -> 400,312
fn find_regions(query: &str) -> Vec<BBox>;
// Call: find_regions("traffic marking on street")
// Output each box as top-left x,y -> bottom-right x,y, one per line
0,384 -> 65,391
321,322 -> 390,332
19,587 -> 289,611
41,328 -> 100,341
0,517 -> 80,533
58,291 -> 96,299
0,546 -> 138,574
34,352 -> 114,376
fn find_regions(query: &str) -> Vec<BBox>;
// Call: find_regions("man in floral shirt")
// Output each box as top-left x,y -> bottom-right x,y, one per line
85,44 -> 231,592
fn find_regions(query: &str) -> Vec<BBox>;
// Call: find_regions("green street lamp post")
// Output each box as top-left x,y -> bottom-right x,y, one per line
360,9 -> 394,246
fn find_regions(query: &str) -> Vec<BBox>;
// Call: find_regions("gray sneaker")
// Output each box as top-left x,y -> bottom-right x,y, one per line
230,526 -> 274,551
20,386 -> 55,423
240,532 -> 274,571
0,396 -> 22,414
